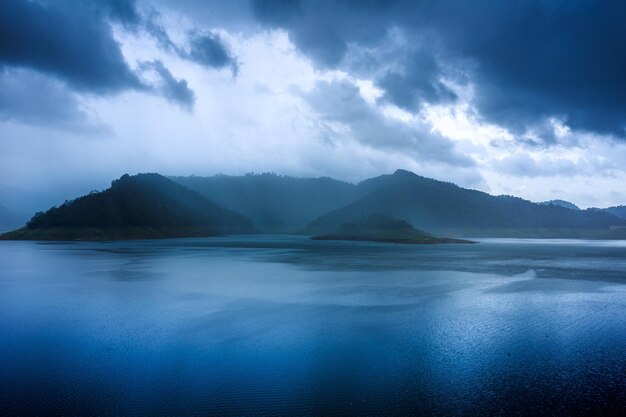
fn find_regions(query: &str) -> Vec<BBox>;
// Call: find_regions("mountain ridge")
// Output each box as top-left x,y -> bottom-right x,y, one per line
539,200 -> 581,210
305,170 -> 626,238
2,169 -> 625,241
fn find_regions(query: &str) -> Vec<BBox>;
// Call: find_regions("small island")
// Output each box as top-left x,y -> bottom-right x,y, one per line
311,214 -> 475,244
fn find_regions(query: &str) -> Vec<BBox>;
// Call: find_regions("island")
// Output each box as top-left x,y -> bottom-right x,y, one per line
311,214 -> 475,244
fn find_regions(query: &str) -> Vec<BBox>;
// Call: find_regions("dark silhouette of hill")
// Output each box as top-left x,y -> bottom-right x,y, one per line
1,169 -> 624,240
305,170 -> 626,238
312,213 -> 473,244
538,200 -> 580,210
171,173 -> 357,233
0,174 -> 255,240
603,206 -> 626,220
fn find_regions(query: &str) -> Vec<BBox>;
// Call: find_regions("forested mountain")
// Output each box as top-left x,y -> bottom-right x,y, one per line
1,169 -> 624,240
539,200 -> 580,210
603,206 -> 626,220
171,173 -> 357,233
1,174 -> 255,240
305,170 -> 626,238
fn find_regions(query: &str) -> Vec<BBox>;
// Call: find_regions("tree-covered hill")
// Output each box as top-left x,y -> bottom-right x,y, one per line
306,170 -> 626,238
312,213 -> 473,244
603,206 -> 626,220
0,173 -> 255,240
538,200 -> 580,210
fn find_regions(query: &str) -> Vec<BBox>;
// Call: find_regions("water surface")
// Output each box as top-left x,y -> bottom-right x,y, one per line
1,236 -> 625,415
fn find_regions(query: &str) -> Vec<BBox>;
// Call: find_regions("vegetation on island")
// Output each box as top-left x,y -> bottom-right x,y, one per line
311,214 -> 475,244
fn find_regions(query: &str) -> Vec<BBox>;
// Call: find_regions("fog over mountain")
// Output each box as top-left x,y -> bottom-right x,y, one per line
172,173 -> 357,233
0,203 -> 22,232
5,169 -> 624,240
305,170 -> 626,238
1,0 -> 626,208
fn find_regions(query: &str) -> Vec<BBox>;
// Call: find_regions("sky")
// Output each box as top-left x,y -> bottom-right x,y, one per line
1,0 -> 625,208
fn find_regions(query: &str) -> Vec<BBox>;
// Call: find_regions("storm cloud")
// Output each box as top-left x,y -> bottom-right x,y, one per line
252,0 -> 626,140
143,8 -> 239,74
187,32 -> 239,75
140,60 -> 196,110
0,69 -> 106,131
0,0 -> 239,115
0,0 -> 141,93
1,0 -> 626,209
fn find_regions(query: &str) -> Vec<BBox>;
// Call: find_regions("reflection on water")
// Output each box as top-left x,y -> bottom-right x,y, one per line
0,236 -> 625,415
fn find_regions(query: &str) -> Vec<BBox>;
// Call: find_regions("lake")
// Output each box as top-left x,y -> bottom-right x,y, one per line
1,236 -> 625,415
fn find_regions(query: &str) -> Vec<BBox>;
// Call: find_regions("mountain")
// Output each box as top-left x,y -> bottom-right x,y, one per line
311,213 -> 473,244
604,206 -> 626,220
171,173 -> 358,233
539,199 -> 580,210
305,170 -> 626,238
0,173 -> 255,240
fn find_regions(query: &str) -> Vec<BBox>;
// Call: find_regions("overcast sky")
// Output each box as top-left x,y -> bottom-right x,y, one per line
1,0 -> 625,208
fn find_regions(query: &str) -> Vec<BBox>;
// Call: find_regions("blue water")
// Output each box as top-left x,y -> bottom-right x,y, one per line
1,236 -> 625,415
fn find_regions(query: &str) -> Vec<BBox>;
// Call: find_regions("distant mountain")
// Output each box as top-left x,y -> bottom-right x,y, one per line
0,174 -> 255,240
0,203 -> 22,232
0,183 -> 61,221
3,169 -> 624,241
539,199 -> 580,210
306,170 -> 626,238
312,213 -> 473,244
171,173 -> 358,233
604,206 -> 626,220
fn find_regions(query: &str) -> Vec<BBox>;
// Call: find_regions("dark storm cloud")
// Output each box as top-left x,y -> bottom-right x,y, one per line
252,0 -> 626,139
101,0 -> 142,27
0,69 -> 107,132
140,61 -> 196,110
140,7 -> 240,74
377,49 -> 457,109
0,0 -> 248,123
187,32 -> 239,75
0,0 -> 142,93
253,0 -> 391,67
